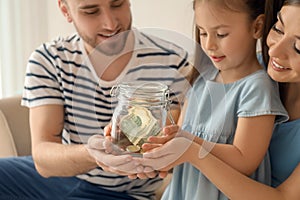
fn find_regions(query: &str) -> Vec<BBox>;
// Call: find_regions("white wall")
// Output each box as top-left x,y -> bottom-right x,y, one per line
131,0 -> 194,38
0,0 -> 194,98
45,0 -> 196,59
46,0 -> 194,41
46,0 -> 75,40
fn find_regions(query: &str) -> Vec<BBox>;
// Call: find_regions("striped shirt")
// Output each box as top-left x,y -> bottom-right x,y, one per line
22,29 -> 191,199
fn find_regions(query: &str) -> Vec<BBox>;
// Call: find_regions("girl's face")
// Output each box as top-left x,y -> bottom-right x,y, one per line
194,1 -> 260,76
267,5 -> 300,83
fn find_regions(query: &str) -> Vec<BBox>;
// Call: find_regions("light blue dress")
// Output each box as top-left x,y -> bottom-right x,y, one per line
269,118 -> 300,187
162,67 -> 288,200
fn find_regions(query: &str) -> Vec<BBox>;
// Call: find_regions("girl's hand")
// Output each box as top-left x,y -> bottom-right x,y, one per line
142,125 -> 195,152
141,137 -> 194,172
142,125 -> 181,152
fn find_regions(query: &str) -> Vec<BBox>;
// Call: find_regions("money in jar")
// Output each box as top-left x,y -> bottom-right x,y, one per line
110,82 -> 173,154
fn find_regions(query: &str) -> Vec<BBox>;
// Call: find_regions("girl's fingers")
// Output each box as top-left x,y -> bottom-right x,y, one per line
142,143 -> 162,152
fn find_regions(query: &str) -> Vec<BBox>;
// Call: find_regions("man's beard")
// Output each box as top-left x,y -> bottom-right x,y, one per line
75,24 -> 132,56
95,31 -> 130,56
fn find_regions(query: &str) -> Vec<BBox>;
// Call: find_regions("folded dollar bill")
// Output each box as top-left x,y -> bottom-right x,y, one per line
120,106 -> 161,146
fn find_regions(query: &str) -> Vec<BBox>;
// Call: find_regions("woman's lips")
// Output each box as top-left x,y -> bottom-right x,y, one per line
271,59 -> 290,72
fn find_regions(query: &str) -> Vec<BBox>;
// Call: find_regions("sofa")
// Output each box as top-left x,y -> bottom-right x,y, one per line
0,95 -> 170,199
0,95 -> 31,157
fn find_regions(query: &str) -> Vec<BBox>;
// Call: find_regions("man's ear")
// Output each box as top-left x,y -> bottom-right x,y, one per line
253,14 -> 265,39
58,0 -> 72,23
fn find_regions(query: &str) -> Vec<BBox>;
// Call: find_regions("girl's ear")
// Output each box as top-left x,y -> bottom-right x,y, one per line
59,0 -> 73,23
253,14 -> 265,39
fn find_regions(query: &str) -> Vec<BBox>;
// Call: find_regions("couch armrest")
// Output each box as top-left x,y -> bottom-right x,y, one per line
0,110 -> 18,157
0,95 -> 31,156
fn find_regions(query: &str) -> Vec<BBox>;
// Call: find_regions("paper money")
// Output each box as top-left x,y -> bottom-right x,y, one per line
120,106 -> 161,147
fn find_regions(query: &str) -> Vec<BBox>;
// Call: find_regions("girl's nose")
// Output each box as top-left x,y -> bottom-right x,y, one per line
205,36 -> 217,51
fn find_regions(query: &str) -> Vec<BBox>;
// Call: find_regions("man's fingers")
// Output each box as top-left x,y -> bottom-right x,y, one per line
88,135 -> 105,150
103,139 -> 125,155
102,153 -> 132,166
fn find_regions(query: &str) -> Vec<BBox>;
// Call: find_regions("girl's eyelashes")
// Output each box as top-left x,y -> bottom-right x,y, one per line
198,32 -> 228,38
217,33 -> 229,38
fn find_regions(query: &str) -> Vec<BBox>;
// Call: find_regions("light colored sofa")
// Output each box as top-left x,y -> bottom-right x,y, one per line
0,95 -> 31,157
0,95 -> 170,199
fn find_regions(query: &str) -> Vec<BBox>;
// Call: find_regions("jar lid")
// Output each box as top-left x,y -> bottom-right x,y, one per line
110,81 -> 170,106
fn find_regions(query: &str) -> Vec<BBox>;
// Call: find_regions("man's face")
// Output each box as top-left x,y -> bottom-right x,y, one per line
62,0 -> 132,55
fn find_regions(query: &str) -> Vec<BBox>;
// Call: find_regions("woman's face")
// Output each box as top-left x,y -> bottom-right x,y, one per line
267,5 -> 300,83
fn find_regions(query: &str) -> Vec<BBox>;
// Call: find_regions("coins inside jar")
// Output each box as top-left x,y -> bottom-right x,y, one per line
126,145 -> 141,153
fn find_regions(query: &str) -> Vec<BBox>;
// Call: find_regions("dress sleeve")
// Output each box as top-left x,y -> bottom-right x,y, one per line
237,72 -> 288,124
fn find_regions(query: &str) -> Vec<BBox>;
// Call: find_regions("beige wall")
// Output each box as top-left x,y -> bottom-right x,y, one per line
46,0 -> 194,40
0,0 -> 194,98
46,0 -> 75,40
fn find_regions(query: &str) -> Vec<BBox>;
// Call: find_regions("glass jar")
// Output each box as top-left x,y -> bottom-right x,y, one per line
110,82 -> 173,154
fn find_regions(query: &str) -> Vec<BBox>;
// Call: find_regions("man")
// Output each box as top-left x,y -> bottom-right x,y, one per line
0,0 -> 192,199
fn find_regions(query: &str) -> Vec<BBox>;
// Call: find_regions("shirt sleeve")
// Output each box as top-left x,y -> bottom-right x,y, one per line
21,43 -> 64,108
237,72 -> 288,124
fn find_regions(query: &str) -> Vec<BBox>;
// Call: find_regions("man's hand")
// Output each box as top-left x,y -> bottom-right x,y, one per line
87,134 -> 142,174
103,124 -> 161,179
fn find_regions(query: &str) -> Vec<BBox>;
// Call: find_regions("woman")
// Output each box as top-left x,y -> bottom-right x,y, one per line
141,0 -> 300,199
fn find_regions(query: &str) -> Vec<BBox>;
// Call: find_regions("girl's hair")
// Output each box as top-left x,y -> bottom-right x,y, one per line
193,0 -> 265,45
192,0 -> 265,82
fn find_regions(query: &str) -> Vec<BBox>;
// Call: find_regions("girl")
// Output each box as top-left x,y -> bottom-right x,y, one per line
143,1 -> 300,199
140,0 -> 288,199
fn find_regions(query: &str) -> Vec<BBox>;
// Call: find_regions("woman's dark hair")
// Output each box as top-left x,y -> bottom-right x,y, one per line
262,0 -> 300,65
262,0 -> 300,101
261,0 -> 285,65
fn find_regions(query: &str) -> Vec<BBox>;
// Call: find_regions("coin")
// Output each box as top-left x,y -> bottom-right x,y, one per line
126,145 -> 141,153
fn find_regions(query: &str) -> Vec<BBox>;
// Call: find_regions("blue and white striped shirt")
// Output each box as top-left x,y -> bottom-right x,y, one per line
22,29 -> 191,199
